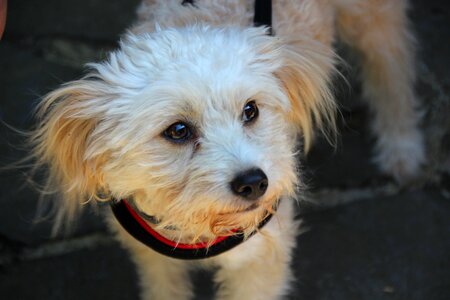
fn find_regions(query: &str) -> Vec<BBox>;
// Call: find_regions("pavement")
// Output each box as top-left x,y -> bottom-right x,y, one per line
0,0 -> 449,299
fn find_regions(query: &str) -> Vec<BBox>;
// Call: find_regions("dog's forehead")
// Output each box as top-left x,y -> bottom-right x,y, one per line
117,27 -> 287,117
118,26 -> 282,88
158,34 -> 269,80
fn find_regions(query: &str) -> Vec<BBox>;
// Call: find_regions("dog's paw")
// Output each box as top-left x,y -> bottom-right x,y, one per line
374,130 -> 426,185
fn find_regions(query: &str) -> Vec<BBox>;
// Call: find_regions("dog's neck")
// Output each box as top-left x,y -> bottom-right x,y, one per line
110,198 -> 276,260
129,197 -> 265,243
130,202 -> 213,244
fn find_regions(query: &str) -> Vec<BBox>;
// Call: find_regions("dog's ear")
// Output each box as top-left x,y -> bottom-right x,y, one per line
275,42 -> 337,152
32,79 -> 112,232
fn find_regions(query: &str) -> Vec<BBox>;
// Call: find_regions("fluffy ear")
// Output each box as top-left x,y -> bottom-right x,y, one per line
32,79 -> 112,233
275,41 -> 337,152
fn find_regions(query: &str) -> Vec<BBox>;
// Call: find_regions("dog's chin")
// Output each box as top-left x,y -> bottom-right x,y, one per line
241,202 -> 260,213
219,196 -> 279,218
228,201 -> 261,214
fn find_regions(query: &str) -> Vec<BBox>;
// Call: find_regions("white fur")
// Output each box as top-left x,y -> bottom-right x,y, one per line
32,0 -> 424,299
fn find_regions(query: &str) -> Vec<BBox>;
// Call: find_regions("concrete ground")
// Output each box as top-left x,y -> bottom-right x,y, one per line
0,0 -> 449,299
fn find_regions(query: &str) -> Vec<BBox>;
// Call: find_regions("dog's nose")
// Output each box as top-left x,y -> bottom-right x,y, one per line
230,168 -> 268,201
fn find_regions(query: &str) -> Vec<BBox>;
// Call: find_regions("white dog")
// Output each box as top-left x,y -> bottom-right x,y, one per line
31,0 -> 424,299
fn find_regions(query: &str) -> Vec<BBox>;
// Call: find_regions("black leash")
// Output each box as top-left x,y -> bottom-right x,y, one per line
182,0 -> 273,35
253,0 -> 273,35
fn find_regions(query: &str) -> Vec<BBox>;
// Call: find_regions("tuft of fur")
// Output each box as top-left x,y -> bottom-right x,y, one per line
31,80 -> 114,233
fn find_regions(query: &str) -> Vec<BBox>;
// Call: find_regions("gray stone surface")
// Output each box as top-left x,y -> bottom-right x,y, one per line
0,0 -> 449,299
0,241 -> 139,300
293,190 -> 450,300
6,0 -> 140,41
302,109 -> 381,189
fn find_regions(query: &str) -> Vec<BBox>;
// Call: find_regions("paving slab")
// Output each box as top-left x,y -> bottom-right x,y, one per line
293,189 -> 450,300
411,1 -> 450,87
5,0 -> 140,42
0,242 -> 139,300
302,108 -> 382,189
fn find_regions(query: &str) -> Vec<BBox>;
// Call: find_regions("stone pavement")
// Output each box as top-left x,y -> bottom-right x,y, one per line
0,1 -> 449,299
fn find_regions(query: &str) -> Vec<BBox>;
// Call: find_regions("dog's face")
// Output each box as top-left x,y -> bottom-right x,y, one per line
33,26 -> 335,240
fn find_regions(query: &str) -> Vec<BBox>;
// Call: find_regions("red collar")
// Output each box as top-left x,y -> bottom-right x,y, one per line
110,199 -> 275,260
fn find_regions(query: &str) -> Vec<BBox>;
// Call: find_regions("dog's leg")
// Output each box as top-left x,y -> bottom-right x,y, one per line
112,221 -> 193,300
213,202 -> 297,300
336,0 -> 425,183
214,234 -> 294,300
130,248 -> 193,300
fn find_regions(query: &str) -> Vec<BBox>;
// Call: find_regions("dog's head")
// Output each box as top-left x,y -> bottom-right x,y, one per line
33,26 -> 335,240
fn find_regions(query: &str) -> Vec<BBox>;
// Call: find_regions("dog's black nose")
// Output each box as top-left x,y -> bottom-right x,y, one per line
230,168 -> 268,201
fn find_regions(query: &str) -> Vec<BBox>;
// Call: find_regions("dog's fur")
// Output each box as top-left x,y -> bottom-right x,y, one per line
32,0 -> 424,299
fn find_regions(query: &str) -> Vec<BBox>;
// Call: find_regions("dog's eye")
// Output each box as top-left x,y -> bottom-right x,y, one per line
242,101 -> 258,123
163,122 -> 192,142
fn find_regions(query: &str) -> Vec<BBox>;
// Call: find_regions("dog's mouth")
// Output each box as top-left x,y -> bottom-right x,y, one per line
222,196 -> 279,216
217,202 -> 260,216
242,202 -> 260,212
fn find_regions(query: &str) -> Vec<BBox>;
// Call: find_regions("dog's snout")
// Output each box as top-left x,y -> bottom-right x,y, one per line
230,168 -> 268,201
